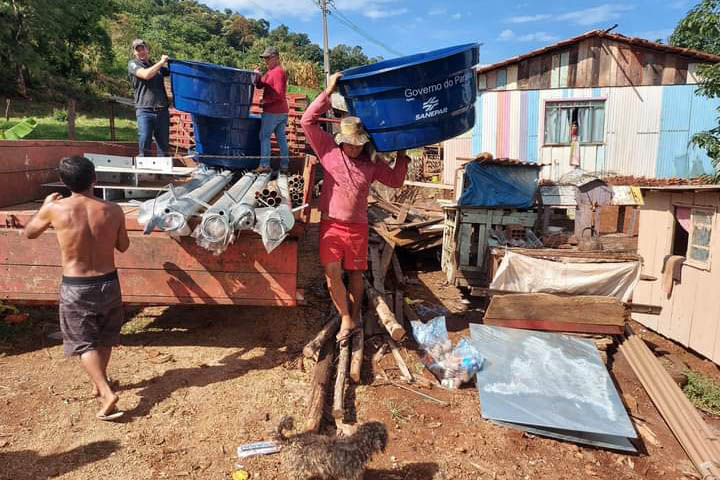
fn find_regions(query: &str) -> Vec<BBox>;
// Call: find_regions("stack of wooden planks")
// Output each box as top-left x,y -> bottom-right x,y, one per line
368,194 -> 444,254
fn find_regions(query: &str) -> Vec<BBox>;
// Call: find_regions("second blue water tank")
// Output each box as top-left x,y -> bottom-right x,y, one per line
169,59 -> 259,119
337,43 -> 480,152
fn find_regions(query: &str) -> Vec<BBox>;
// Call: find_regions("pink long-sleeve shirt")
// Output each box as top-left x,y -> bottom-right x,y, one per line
301,91 -> 409,224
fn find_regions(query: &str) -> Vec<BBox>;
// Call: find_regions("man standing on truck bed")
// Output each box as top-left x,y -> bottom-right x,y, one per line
301,72 -> 410,345
24,156 -> 130,421
255,46 -> 290,173
128,38 -> 170,157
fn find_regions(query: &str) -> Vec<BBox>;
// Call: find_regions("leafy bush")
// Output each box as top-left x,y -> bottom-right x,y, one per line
684,370 -> 720,415
52,109 -> 68,122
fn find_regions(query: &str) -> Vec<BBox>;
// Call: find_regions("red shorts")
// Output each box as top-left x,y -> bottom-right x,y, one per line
319,219 -> 369,271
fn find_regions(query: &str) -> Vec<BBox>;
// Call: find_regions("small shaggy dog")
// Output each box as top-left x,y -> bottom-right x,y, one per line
273,416 -> 388,480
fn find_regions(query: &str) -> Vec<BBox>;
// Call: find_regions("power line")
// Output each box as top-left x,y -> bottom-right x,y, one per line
327,5 -> 404,57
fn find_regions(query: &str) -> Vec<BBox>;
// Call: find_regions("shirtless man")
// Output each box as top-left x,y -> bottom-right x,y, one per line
24,155 -> 130,421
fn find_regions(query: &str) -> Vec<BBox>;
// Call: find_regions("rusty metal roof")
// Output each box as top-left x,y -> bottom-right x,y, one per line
477,30 -> 720,74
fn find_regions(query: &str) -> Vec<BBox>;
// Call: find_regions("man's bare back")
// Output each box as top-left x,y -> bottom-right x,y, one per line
24,192 -> 130,276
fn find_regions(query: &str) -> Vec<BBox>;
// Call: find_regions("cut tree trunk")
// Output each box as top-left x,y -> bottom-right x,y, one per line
332,340 -> 351,419
365,279 -> 406,341
303,314 -> 339,361
350,308 -> 364,383
388,336 -> 413,383
305,342 -> 335,432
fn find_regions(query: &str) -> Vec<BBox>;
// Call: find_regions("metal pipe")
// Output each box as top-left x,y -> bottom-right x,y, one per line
159,170 -> 233,236
194,172 -> 258,250
138,167 -> 216,234
227,172 -> 271,231
254,172 -> 295,253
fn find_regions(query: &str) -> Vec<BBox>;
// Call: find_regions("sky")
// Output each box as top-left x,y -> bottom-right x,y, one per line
201,0 -> 698,65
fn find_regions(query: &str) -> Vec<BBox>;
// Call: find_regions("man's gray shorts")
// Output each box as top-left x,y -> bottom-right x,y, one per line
59,271 -> 125,356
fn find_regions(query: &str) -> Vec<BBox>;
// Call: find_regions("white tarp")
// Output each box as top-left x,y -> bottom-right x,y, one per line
490,251 -> 641,302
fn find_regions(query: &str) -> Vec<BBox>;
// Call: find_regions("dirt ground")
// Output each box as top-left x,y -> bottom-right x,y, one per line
0,213 -> 714,480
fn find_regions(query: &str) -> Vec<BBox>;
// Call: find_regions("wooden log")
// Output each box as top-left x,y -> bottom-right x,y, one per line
485,293 -> 629,326
332,339 -> 351,419
363,309 -> 384,338
365,279 -> 406,341
303,314 -> 339,360
305,342 -> 335,432
350,307 -> 364,383
388,336 -> 413,383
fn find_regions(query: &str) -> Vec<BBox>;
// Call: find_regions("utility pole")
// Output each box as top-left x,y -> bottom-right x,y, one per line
321,0 -> 330,85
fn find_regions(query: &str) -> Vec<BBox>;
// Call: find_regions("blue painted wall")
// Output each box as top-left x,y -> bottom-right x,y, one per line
657,85 -> 720,178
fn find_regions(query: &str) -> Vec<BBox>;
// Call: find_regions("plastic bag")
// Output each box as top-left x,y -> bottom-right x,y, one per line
410,316 -> 485,389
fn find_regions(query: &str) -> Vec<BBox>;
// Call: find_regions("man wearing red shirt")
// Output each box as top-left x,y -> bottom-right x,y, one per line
255,47 -> 290,173
301,72 -> 410,344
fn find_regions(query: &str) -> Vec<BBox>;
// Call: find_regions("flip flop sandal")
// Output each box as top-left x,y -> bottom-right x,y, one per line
97,410 -> 124,421
336,327 -> 360,345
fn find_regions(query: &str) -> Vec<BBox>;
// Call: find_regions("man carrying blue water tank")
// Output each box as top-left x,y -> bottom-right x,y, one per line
127,39 -> 170,157
301,72 -> 410,346
255,46 -> 290,173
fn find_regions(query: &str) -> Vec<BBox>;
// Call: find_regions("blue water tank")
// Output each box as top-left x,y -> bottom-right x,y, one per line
169,60 -> 259,119
192,114 -> 262,170
337,43 -> 479,152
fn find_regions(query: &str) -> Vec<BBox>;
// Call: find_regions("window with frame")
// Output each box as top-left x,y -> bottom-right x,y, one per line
544,100 -> 605,145
686,207 -> 714,269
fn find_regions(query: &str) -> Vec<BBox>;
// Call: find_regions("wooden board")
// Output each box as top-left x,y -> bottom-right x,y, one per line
0,265 -> 297,305
0,231 -> 296,273
517,60 -> 529,89
483,318 -> 624,335
484,293 -> 629,326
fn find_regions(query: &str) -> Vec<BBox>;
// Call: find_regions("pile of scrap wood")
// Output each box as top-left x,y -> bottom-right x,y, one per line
368,191 -> 444,254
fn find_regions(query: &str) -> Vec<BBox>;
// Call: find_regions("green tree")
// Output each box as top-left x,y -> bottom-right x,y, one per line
670,0 -> 720,180
0,0 -> 114,97
329,44 -> 382,72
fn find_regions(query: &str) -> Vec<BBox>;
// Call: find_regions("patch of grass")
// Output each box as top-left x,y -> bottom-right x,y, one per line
384,399 -> 414,424
1,115 -> 137,142
684,370 -> 720,415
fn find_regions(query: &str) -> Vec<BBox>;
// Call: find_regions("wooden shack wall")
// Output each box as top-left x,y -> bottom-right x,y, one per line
479,39 -> 702,91
633,190 -> 720,364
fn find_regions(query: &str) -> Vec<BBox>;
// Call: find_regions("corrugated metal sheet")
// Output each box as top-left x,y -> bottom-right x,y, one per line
689,91 -> 720,176
509,91 -> 521,159
604,86 -> 661,178
482,92 -> 497,155
472,95 -> 482,155
473,84 -> 715,181
657,85 -> 695,178
443,129 -> 473,185
527,90 -> 540,163
519,91 -> 529,161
